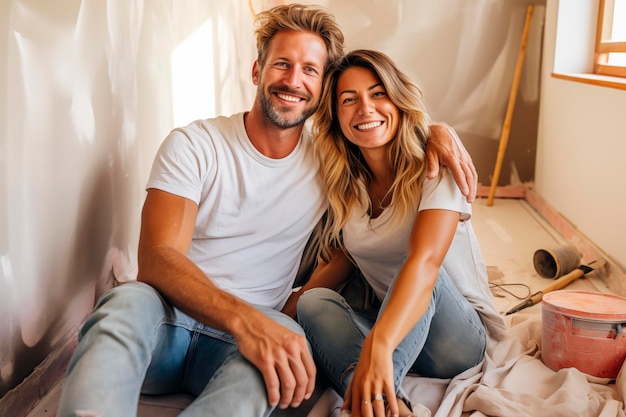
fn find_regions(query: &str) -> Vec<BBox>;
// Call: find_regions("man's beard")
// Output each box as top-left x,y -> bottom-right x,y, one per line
259,85 -> 318,129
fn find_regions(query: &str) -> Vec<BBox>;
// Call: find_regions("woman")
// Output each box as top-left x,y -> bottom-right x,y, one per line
296,50 -> 506,417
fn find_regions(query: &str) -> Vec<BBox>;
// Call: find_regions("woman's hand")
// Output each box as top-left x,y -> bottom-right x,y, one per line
342,330 -> 400,417
282,249 -> 355,319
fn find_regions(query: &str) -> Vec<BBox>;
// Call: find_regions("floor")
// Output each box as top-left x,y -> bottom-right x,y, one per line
24,197 -> 611,417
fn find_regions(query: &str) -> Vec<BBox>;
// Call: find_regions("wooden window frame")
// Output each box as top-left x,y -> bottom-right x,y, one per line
595,0 -> 626,77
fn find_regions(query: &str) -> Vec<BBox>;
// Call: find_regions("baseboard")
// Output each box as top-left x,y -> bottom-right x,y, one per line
477,184 -> 624,296
524,188 -> 625,296
477,184 -> 527,199
0,325 -> 78,417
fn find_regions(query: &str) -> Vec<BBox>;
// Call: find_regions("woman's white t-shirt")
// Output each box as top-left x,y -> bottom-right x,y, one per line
343,170 -> 505,340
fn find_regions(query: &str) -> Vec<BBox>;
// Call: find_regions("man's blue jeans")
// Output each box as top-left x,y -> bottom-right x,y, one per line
297,268 -> 486,404
57,281 -> 300,417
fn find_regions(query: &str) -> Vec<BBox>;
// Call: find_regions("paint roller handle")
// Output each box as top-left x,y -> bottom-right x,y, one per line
505,267 -> 585,315
505,260 -> 605,315
505,297 -> 536,315
506,265 -> 594,316
504,289 -> 547,315
528,267 -> 583,305
540,266 -> 586,294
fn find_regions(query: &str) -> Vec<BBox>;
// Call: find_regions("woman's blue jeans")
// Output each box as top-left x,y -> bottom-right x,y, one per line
57,281 -> 301,417
297,268 -> 486,403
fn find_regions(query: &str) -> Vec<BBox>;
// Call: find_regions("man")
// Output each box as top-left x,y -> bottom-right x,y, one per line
57,4 -> 477,417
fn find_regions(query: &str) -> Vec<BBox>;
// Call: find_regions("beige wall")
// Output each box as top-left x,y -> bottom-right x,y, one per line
535,0 -> 626,272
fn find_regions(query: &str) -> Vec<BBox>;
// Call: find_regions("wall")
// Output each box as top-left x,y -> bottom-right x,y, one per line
535,0 -> 626,273
0,0 -> 255,402
0,0 -> 543,410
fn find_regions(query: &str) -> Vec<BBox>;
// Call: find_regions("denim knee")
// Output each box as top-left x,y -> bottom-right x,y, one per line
297,287 -> 340,322
79,281 -> 169,342
95,281 -> 164,310
261,305 -> 306,336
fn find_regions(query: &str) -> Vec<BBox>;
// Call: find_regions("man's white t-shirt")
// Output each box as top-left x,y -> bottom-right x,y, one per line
146,113 -> 327,310
343,170 -> 505,341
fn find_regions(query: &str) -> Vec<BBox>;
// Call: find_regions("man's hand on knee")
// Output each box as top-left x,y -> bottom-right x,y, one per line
236,312 -> 316,409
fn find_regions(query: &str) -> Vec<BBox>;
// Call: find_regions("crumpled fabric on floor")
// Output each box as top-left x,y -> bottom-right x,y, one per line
306,313 -> 625,417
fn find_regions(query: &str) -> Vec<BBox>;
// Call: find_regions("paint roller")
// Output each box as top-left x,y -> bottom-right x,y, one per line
505,246 -> 607,315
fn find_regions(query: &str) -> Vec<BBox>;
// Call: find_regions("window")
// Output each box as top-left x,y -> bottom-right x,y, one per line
595,0 -> 626,77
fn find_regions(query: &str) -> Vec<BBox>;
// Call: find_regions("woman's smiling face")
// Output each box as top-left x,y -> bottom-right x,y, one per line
335,66 -> 400,152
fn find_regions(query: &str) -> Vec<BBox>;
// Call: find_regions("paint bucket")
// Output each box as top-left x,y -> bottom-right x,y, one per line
533,246 -> 581,279
542,290 -> 626,379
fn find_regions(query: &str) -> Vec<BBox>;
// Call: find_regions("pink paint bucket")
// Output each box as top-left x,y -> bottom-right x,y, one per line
542,290 -> 626,379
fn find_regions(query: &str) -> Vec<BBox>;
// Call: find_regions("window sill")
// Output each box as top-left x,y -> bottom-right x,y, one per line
551,72 -> 626,91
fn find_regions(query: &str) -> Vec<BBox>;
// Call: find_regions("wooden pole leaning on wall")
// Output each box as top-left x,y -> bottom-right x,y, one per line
487,4 -> 534,206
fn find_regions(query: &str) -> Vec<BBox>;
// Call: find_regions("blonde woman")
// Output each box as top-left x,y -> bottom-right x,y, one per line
296,50 -> 506,417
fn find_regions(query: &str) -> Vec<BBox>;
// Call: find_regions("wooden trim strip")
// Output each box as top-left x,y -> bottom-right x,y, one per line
477,184 -> 527,199
551,72 -> 626,91
0,326 -> 78,417
597,41 -> 626,53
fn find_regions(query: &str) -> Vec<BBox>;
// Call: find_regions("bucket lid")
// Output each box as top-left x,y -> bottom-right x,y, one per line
543,290 -> 626,321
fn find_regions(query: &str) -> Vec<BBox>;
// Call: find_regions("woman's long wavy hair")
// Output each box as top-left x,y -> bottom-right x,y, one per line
312,49 -> 432,260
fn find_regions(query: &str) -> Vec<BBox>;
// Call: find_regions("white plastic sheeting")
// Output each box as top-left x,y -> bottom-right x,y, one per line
0,0 -> 544,399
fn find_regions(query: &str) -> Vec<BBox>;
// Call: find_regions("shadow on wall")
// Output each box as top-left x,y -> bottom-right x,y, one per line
0,0 -> 255,405
0,164 -> 116,399
464,89 -> 540,186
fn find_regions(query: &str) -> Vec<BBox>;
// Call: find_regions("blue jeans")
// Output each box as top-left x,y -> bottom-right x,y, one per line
57,281 -> 301,417
297,268 -> 486,404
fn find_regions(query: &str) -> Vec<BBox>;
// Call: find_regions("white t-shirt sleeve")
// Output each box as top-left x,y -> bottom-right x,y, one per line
418,169 -> 471,221
147,126 -> 211,204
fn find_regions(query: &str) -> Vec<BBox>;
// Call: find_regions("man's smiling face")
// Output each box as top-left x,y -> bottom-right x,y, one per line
253,30 -> 328,128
